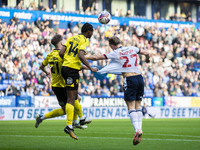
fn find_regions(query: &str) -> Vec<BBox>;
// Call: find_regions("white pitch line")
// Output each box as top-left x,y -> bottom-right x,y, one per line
145,133 -> 200,138
46,131 -> 200,138
0,135 -> 200,142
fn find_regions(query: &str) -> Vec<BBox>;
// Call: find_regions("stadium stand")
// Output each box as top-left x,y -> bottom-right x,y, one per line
0,6 -> 200,98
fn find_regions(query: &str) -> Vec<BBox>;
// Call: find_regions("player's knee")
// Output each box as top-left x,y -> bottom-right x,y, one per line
135,101 -> 141,109
67,100 -> 74,105
62,107 -> 66,114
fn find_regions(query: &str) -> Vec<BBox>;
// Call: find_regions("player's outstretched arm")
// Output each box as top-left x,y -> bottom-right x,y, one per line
80,65 -> 98,72
80,65 -> 89,70
59,45 -> 66,59
78,50 -> 98,72
86,54 -> 106,60
139,49 -> 150,56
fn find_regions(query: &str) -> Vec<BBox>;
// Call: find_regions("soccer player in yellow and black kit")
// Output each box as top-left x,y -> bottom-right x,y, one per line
59,23 -> 98,140
35,34 -> 89,130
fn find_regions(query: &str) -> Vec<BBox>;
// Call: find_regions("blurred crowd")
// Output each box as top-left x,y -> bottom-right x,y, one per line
0,14 -> 200,97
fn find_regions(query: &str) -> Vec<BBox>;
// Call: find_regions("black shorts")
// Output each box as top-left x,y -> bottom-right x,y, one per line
52,87 -> 67,107
123,75 -> 144,101
61,66 -> 79,90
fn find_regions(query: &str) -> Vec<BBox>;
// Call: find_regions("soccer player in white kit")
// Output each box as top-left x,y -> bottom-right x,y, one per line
86,36 -> 150,145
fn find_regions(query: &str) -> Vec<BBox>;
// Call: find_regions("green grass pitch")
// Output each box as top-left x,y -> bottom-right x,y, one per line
0,118 -> 200,150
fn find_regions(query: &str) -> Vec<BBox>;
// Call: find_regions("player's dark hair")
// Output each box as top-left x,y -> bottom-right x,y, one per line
108,36 -> 121,46
81,23 -> 93,33
51,34 -> 62,47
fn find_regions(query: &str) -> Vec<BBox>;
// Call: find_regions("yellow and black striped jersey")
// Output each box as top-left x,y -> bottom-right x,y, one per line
42,49 -> 66,88
62,34 -> 89,70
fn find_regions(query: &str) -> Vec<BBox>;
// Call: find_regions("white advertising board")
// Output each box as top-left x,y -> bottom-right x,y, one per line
34,96 -> 152,108
34,96 -> 60,108
0,107 -> 200,121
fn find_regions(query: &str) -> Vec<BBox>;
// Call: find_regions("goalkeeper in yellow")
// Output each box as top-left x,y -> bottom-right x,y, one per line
35,34 -> 90,132
59,23 -> 98,140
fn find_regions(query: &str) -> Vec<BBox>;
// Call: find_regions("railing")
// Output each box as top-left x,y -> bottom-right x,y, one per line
0,8 -> 200,29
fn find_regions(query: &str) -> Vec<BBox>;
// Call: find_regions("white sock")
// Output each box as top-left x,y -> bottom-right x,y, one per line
80,116 -> 85,120
73,119 -> 79,124
41,115 -> 45,120
128,110 -> 138,133
67,125 -> 73,129
136,109 -> 143,131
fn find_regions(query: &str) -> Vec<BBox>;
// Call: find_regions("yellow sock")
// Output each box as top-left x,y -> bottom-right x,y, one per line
74,99 -> 83,118
66,103 -> 74,125
44,108 -> 64,119
73,109 -> 78,121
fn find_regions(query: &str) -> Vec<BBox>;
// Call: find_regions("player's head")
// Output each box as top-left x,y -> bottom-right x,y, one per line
51,34 -> 63,49
81,23 -> 94,38
108,36 -> 121,50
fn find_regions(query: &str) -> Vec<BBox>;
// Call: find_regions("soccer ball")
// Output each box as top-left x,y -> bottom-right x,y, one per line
98,10 -> 111,24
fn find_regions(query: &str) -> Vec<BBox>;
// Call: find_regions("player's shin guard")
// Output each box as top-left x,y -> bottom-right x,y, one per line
66,103 -> 74,128
74,99 -> 83,119
44,108 -> 64,119
136,109 -> 143,130
73,109 -> 78,121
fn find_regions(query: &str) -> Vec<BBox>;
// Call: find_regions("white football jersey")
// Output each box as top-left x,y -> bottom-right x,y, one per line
98,46 -> 141,74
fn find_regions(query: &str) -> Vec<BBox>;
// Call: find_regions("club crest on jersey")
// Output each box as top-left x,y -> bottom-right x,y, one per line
66,77 -> 73,85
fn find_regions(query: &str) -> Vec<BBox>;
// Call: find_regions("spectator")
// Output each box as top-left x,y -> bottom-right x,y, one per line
52,4 -> 58,12
5,84 -> 13,96
114,9 -> 119,17
53,18 -> 60,31
26,87 -> 34,97
120,23 -> 128,32
38,2 -> 44,11
77,21 -> 83,29
68,20 -> 75,32
136,25 -> 144,38
40,86 -> 50,96
37,74 -> 44,85
24,79 -> 30,92
35,17 -> 42,29
10,14 -> 19,25
41,17 -> 49,29
126,10 -> 131,17
0,90 -> 4,96
119,9 -> 124,17
33,87 -> 40,95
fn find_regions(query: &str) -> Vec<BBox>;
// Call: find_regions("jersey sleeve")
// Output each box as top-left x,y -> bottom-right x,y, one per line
42,55 -> 49,66
104,51 -> 118,59
79,40 -> 89,54
132,46 -> 140,54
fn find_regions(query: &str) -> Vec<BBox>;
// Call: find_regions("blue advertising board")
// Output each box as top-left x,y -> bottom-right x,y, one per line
0,8 -> 199,29
152,97 -> 164,106
0,96 -> 16,107
16,96 -> 32,107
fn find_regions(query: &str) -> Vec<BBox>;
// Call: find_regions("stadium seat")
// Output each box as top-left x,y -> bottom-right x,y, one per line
38,84 -> 45,89
3,80 -> 9,84
145,89 -> 154,97
0,84 -> 8,90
